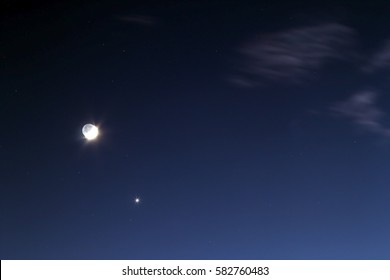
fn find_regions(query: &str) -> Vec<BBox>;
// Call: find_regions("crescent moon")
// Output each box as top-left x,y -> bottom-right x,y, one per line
82,124 -> 99,140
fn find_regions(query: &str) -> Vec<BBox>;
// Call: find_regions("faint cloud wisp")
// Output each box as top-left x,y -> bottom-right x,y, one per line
115,15 -> 157,26
363,40 -> 390,73
331,91 -> 390,137
232,22 -> 390,139
234,23 -> 355,85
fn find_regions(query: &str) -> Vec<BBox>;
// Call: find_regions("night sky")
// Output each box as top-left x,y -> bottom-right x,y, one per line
1,0 -> 390,259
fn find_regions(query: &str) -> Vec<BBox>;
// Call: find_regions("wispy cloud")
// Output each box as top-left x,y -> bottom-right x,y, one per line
363,40 -> 390,73
331,91 -> 390,137
232,22 -> 390,138
115,15 -> 158,26
234,23 -> 354,85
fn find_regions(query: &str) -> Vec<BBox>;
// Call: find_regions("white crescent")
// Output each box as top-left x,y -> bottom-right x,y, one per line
82,124 -> 99,140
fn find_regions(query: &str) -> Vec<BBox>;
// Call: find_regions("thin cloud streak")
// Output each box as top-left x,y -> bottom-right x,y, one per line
364,40 -> 390,73
115,15 -> 157,26
331,91 -> 390,137
231,22 -> 390,139
235,23 -> 354,85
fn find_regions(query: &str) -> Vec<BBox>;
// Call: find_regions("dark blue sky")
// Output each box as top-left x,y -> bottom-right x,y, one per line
1,0 -> 390,259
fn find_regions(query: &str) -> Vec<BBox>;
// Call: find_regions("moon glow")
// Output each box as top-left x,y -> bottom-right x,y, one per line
82,124 -> 99,140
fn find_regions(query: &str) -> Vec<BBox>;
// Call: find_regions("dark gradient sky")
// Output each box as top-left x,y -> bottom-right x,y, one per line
1,0 -> 390,259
